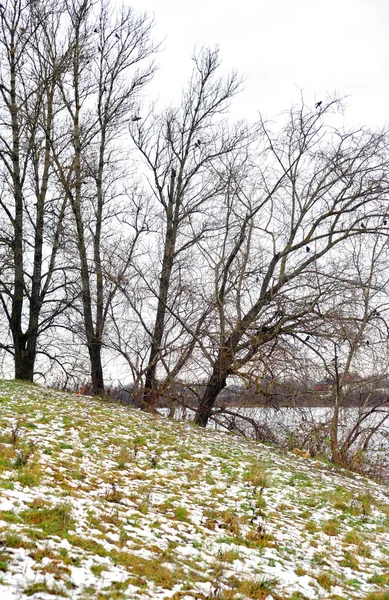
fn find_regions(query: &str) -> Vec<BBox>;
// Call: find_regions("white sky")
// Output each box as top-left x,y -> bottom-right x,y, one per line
106,0 -> 389,385
128,0 -> 389,128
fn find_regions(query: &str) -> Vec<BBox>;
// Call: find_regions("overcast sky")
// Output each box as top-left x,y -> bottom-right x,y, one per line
127,0 -> 389,128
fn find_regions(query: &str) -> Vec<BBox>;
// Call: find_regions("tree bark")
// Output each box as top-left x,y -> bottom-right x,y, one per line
194,364 -> 228,427
13,334 -> 37,381
194,361 -> 230,427
88,342 -> 104,396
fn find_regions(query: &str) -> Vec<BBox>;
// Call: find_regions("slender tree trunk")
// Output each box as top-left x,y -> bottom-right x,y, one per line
9,27 -> 30,381
72,197 -> 105,395
330,396 -> 340,463
71,23 -> 104,396
143,169 -> 177,409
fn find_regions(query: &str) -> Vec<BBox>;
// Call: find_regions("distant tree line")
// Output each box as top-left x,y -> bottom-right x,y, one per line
1,0 -> 389,435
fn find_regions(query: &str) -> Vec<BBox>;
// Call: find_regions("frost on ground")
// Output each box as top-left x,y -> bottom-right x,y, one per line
0,382 -> 389,600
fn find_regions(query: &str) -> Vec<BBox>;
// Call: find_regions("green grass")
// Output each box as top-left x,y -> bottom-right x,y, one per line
24,581 -> 68,597
20,503 -> 74,536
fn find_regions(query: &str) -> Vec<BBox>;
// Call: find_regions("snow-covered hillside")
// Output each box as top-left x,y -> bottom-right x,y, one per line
0,381 -> 389,600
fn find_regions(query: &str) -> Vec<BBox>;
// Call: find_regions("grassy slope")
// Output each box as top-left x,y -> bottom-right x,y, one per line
0,382 -> 389,600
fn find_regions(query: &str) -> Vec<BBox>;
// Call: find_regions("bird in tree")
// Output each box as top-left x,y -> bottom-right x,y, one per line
306,246 -> 310,252
315,101 -> 322,109
361,223 -> 366,229
115,33 -> 120,39
132,116 -> 142,122
383,219 -> 387,226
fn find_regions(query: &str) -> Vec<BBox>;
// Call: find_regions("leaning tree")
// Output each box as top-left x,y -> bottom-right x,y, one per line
192,100 -> 389,426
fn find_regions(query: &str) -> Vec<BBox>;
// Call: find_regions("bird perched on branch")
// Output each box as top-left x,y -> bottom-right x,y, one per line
361,223 -> 366,229
306,246 -> 310,253
315,101 -> 322,109
131,116 -> 142,122
115,33 -> 120,39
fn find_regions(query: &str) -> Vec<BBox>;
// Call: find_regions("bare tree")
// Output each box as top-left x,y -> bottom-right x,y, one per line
193,99 -> 389,426
49,0 -> 156,394
308,234 -> 389,467
129,47 -> 247,410
0,0 -> 72,380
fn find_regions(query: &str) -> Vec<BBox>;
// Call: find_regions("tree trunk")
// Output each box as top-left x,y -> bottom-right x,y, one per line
330,396 -> 340,463
71,21 -> 105,397
13,333 -> 37,382
194,365 -> 228,427
88,342 -> 104,395
142,168 -> 178,409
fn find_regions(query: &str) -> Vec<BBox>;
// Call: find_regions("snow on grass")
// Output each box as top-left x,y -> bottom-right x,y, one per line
0,381 -> 389,599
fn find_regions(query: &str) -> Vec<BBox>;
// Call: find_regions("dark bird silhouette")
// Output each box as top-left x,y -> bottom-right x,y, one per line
366,340 -> 370,346
97,45 -> 102,52
315,101 -> 322,109
306,246 -> 310,253
94,28 -> 99,33
384,219 -> 387,226
131,116 -> 142,122
305,335 -> 310,341
115,33 -> 120,39
361,223 -> 366,229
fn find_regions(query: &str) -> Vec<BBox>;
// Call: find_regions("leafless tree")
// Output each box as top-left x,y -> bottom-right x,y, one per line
0,0 -> 73,380
127,47 -> 248,409
49,0 -> 156,394
306,234 -> 389,468
192,99 -> 389,426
